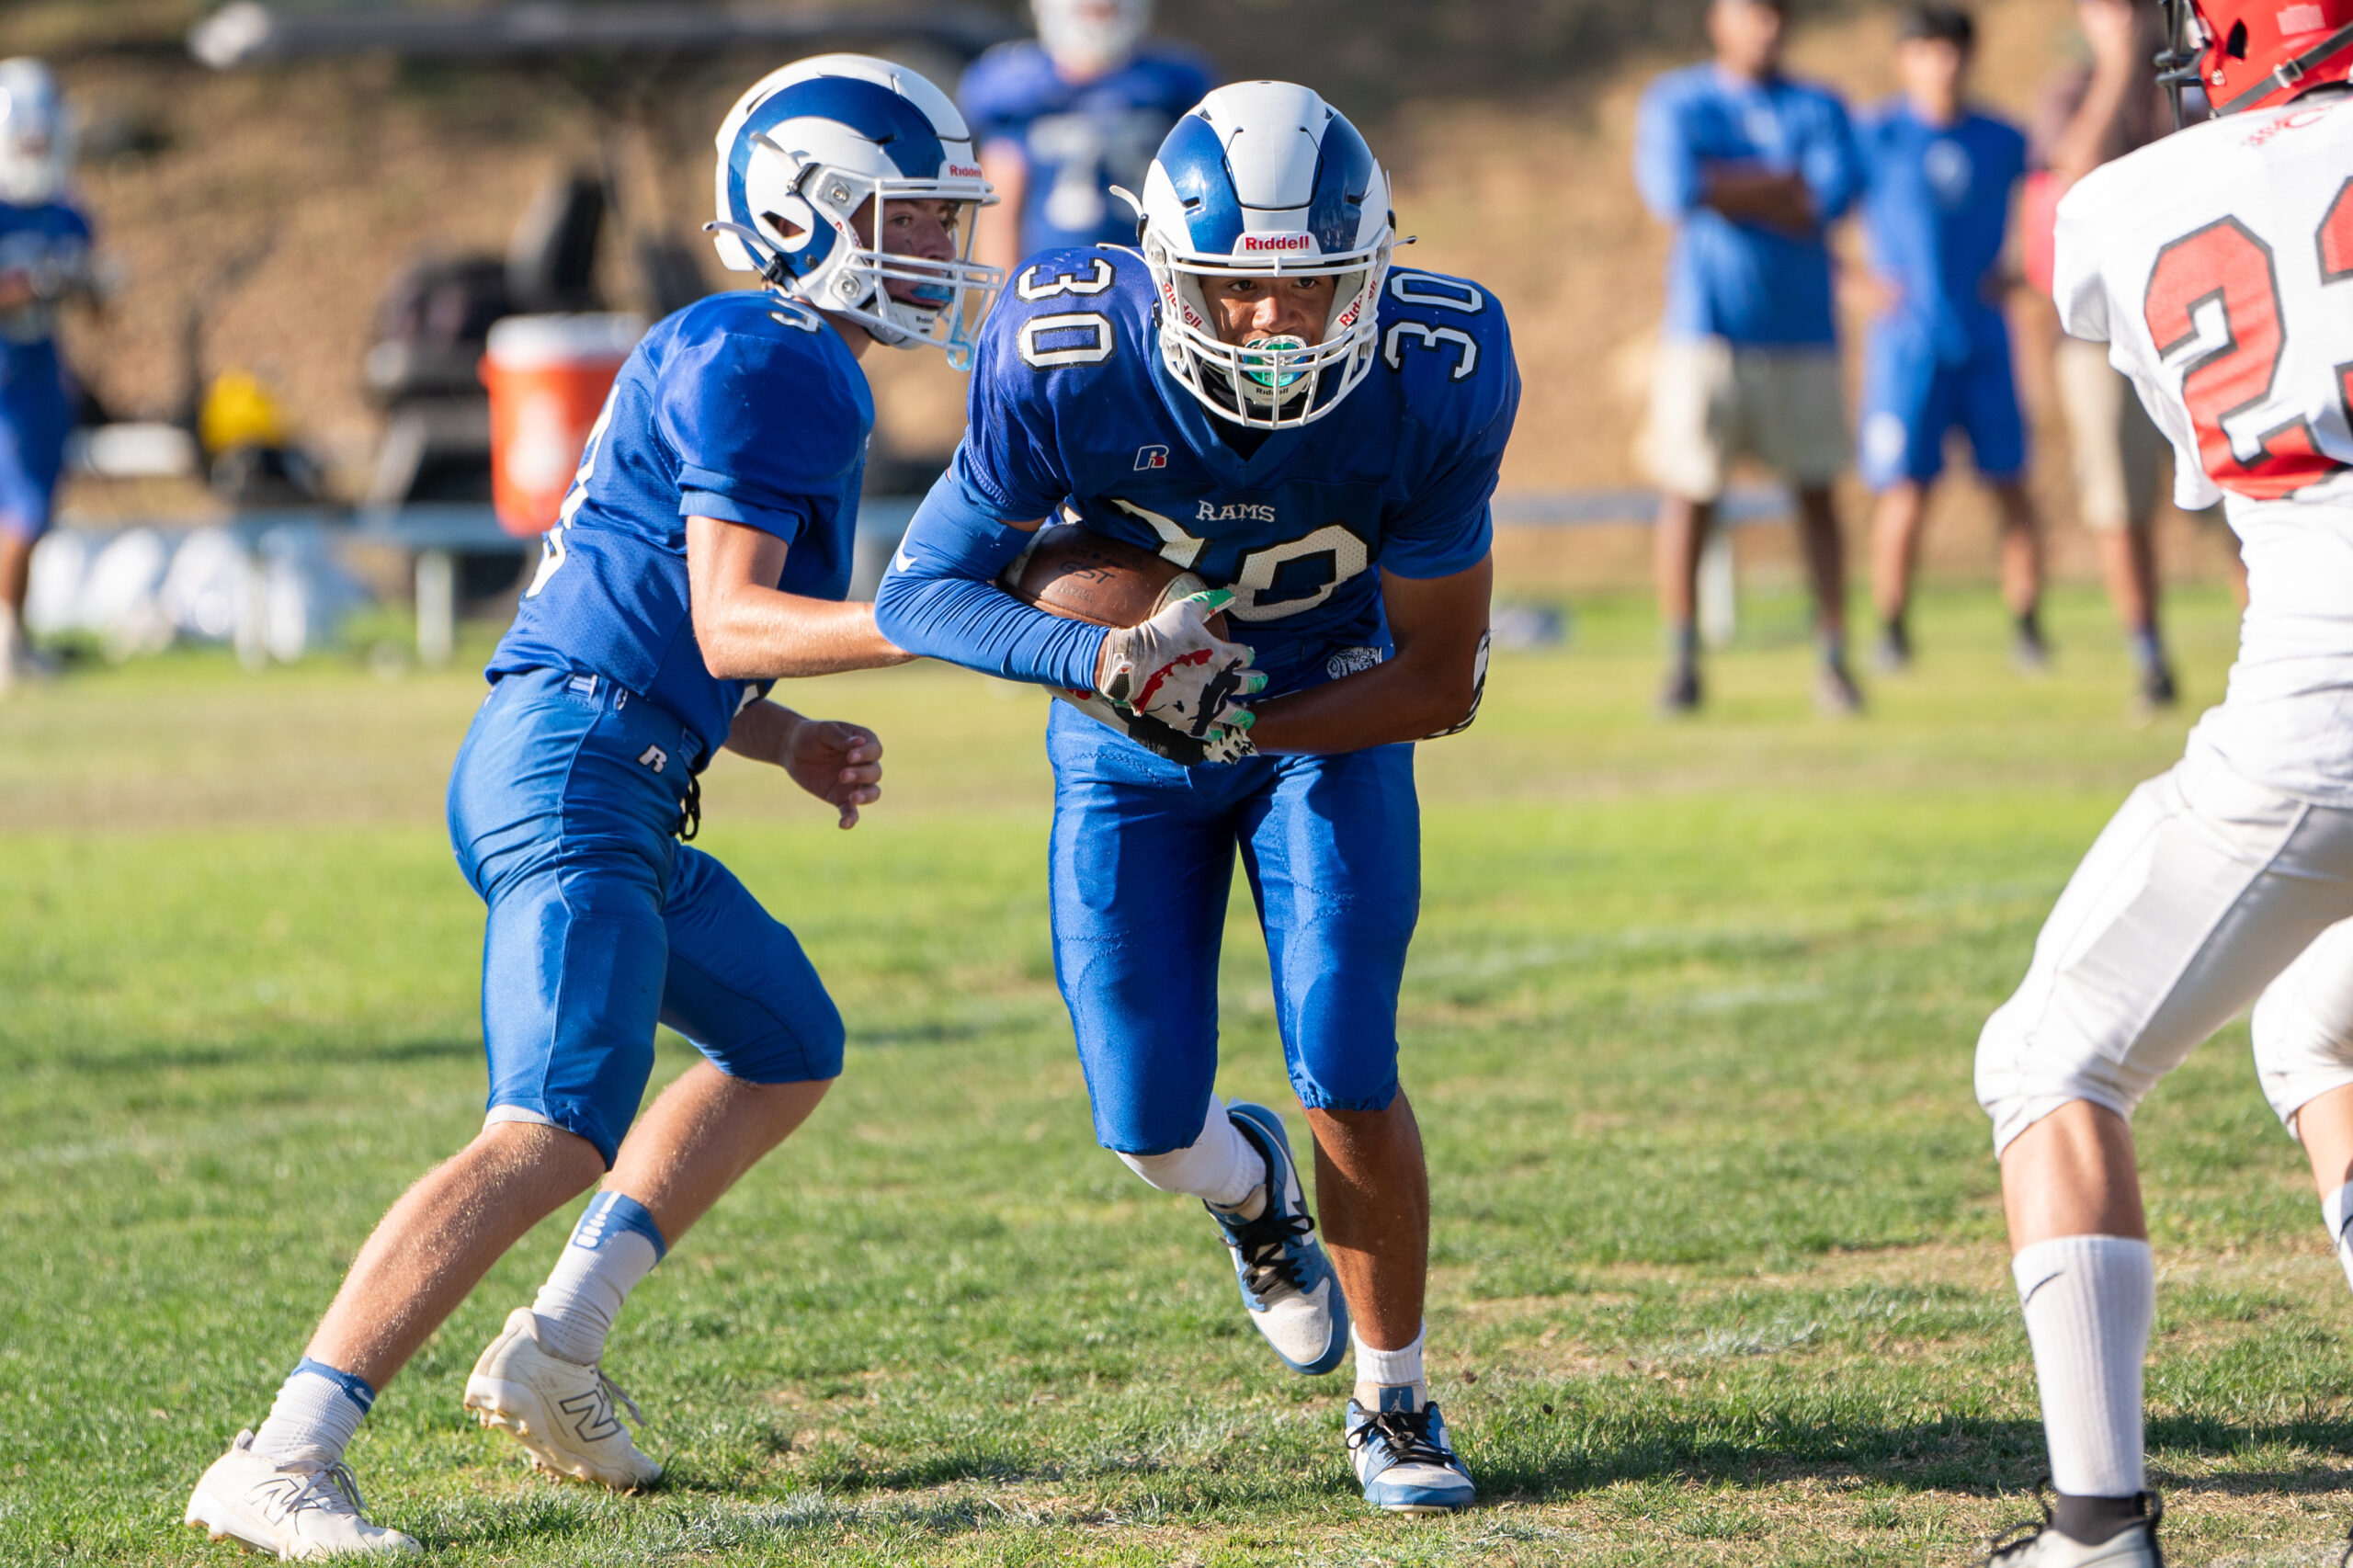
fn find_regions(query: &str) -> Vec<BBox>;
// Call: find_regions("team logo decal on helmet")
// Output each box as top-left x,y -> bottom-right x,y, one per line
0,59 -> 73,206
2157,0 -> 2353,115
710,53 -> 1004,367
1129,82 -> 1394,430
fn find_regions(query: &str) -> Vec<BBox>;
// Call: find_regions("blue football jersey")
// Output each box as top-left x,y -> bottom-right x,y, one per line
0,197 -> 88,352
957,42 -> 1215,257
488,291 -> 871,761
1859,104 -> 2027,361
956,246 -> 1518,698
1633,64 -> 1860,347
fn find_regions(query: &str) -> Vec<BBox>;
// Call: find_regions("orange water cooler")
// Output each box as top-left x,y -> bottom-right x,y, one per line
481,313 -> 645,537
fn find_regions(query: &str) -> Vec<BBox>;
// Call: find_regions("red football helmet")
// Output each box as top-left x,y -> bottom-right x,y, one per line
2158,0 -> 2353,115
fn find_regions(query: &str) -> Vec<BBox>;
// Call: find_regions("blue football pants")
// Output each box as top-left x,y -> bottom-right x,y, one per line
1045,699 -> 1420,1155
446,667 -> 844,1165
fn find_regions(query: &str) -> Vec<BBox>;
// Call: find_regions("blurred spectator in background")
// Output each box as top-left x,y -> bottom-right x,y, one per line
1856,4 -> 2047,674
2024,0 -> 2235,712
1635,0 -> 1864,716
960,0 -> 1215,279
0,58 -> 94,694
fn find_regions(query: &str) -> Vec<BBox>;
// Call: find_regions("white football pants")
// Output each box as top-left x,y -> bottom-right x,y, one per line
1978,745 -> 2353,1155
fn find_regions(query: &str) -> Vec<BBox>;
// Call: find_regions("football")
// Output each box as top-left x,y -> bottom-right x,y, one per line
1002,523 -> 1228,635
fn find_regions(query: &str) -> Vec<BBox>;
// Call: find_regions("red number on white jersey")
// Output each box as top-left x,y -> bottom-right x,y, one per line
2143,214 -> 2346,502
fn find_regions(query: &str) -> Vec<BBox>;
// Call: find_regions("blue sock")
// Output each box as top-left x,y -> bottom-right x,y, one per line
249,1358 -> 374,1467
2129,626 -> 2166,675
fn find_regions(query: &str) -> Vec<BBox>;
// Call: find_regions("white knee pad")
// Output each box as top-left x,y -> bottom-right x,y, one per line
2253,919 -> 2353,1136
1976,996 -> 2147,1158
1116,1095 -> 1262,1207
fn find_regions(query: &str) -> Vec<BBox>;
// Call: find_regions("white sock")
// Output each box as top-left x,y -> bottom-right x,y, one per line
2012,1235 -> 2154,1498
1116,1096 -> 1268,1216
1354,1325 -> 1428,1411
249,1358 -> 373,1468
2321,1183 -> 2353,1292
530,1190 -> 665,1367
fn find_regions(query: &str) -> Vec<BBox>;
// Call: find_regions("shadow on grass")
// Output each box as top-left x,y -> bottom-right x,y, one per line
29,1033 -> 481,1075
1476,1410 -> 2353,1500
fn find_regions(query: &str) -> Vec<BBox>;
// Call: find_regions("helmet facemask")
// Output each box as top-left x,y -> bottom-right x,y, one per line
725,151 -> 1001,367
1145,233 -> 1390,430
710,55 -> 1005,368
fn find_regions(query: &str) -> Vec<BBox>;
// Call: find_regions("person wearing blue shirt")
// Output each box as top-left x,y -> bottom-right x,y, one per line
879,84 -> 1512,1513
183,58 -> 1004,1560
959,0 -> 1214,278
0,58 -> 95,695
1857,2 -> 2048,675
1634,0 -> 1865,714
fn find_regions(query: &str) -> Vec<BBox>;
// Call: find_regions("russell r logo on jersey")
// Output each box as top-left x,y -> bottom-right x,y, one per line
1134,445 -> 1168,471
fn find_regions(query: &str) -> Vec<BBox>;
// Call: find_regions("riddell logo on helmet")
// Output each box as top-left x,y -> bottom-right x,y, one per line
1238,233 -> 1313,254
947,164 -> 983,178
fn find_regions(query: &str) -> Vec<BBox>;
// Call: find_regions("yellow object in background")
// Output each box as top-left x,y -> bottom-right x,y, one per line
199,369 -> 290,455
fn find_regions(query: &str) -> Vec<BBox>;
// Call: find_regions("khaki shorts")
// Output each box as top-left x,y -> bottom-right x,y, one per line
2052,335 -> 2164,533
1642,336 -> 1847,501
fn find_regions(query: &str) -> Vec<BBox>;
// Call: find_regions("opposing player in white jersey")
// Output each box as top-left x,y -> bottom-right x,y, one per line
1972,0 -> 2353,1559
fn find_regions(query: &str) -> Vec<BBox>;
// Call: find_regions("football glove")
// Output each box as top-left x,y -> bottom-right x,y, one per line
1055,687 -> 1257,766
1097,587 -> 1266,737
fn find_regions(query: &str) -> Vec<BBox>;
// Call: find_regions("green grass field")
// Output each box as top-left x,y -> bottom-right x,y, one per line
6,583 -> 2349,1566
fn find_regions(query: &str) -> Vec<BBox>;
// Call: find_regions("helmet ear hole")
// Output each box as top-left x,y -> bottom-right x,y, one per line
2225,17 -> 2248,56
762,209 -> 809,244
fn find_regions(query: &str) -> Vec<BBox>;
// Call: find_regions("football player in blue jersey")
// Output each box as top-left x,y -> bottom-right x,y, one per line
184,57 -> 1001,1559
0,59 -> 97,693
959,0 -> 1214,278
1855,2 -> 2049,674
878,82 -> 1518,1514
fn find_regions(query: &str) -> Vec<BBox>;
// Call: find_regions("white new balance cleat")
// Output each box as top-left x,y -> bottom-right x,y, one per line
1982,1492 -> 2164,1566
184,1430 -> 420,1559
462,1306 -> 662,1490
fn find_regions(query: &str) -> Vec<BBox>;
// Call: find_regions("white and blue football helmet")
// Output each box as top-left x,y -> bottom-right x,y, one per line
1131,82 -> 1393,429
0,59 -> 72,206
710,54 -> 1003,367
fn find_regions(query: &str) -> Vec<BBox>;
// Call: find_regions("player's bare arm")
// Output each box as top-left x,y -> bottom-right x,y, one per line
721,698 -> 883,830
1245,558 -> 1492,755
686,516 -> 912,678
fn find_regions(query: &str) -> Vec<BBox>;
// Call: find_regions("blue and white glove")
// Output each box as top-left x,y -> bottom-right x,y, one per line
1096,587 -> 1265,736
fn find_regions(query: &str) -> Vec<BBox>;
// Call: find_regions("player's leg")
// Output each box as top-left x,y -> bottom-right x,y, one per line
1868,480 -> 1929,668
1859,328 -> 1940,671
1040,704 -> 1347,1367
1978,751 -> 2353,1561
0,394 -> 57,690
1966,332 -> 2048,673
1643,336 -> 1734,712
188,672 -> 684,1553
2250,919 -> 2353,1285
1653,493 -> 1715,711
0,521 -> 30,688
467,845 -> 843,1486
2056,337 -> 2177,710
1242,743 -> 1472,1513
1756,347 -> 1859,712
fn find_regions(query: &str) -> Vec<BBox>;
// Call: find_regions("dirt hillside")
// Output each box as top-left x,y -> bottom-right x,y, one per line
11,0 -> 2245,585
